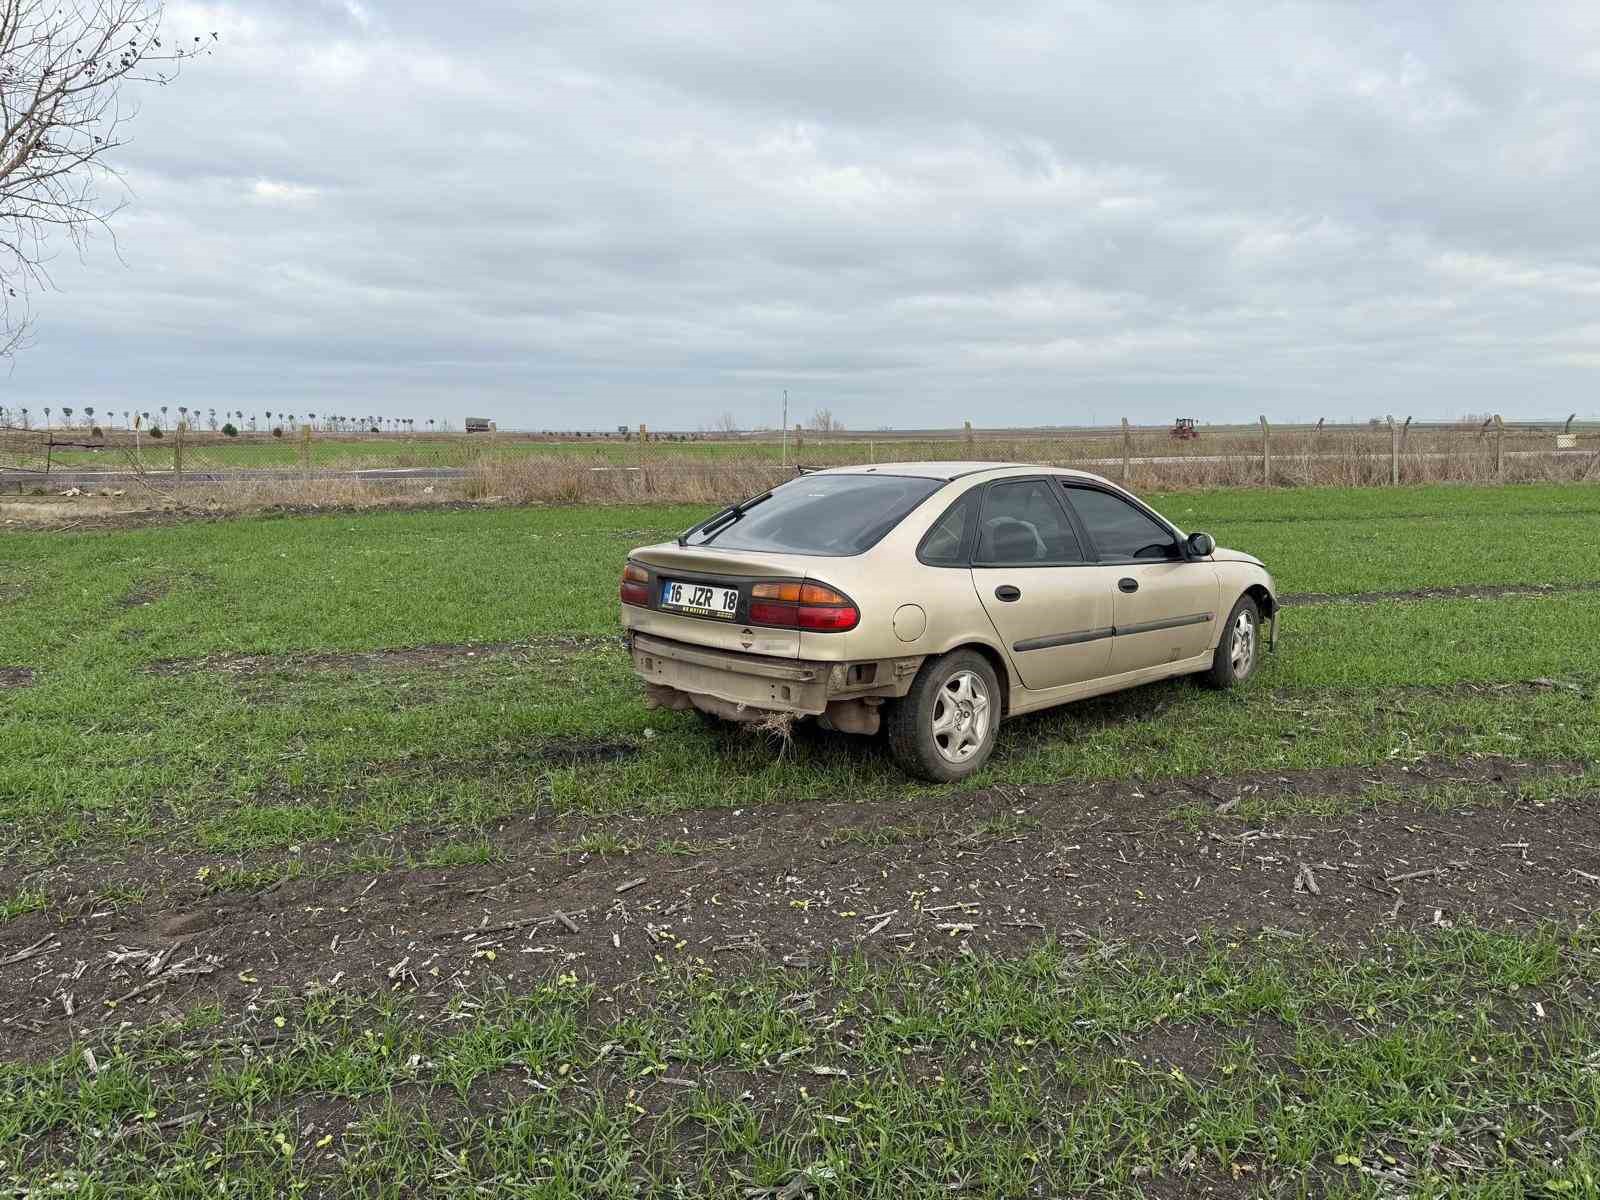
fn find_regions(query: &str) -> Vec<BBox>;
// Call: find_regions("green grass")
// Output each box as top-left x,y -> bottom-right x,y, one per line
3,485 -> 1599,868
2,634 -> 1596,865
4,481 -> 1600,1196
0,886 -> 46,922
0,503 -> 695,662
3,927 -> 1597,1197
6,486 -> 1596,670
1155,482 -> 1600,594
1274,591 -> 1600,686
1,486 -> 1590,670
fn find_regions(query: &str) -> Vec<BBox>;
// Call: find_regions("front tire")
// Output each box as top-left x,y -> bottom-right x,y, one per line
886,650 -> 1001,782
1204,595 -> 1260,689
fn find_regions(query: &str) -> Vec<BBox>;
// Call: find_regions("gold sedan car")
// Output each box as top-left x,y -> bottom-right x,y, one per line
620,463 -> 1277,780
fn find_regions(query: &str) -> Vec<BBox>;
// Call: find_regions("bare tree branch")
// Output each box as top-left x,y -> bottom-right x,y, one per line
0,0 -> 213,356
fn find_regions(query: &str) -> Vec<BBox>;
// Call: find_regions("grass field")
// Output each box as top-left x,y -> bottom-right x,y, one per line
3,482 -> 1599,1196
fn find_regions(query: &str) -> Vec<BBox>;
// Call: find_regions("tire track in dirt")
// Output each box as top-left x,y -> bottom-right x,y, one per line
144,635 -> 617,676
6,755 -> 1578,910
3,756 -> 1595,1060
1283,580 -> 1600,606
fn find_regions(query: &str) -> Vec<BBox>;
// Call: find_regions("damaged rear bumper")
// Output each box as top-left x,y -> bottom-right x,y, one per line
627,631 -> 921,735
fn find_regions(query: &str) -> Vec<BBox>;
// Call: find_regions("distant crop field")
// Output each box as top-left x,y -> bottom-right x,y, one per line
3,482 -> 1598,1196
31,420 -> 1593,486
43,431 -> 1143,471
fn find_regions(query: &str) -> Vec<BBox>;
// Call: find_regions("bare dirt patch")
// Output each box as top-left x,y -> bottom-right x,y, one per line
3,754 -> 1594,1061
147,635 -> 615,677
1270,677 -> 1593,706
1284,580 -> 1600,606
0,666 -> 34,688
1,495 -> 156,528
120,581 -> 173,609
381,738 -> 641,779
1,495 -> 502,531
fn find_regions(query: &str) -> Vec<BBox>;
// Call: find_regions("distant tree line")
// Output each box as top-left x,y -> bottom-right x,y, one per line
0,406 -> 456,435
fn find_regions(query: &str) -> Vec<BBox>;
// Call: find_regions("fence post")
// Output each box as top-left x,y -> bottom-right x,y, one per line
795,423 -> 803,454
1388,417 -> 1399,486
964,420 -> 974,457
638,424 -> 647,477
1120,418 -> 1130,483
301,424 -> 312,483
1494,414 -> 1505,480
174,421 -> 185,488
1259,416 -> 1271,485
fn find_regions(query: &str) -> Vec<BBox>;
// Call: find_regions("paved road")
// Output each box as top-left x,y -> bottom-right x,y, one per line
2,448 -> 1586,491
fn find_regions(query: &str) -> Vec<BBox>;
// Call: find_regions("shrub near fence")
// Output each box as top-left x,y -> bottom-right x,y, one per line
2,418 -> 1596,504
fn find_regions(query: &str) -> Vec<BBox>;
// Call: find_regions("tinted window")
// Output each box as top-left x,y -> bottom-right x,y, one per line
692,474 -> 943,556
1065,486 -> 1179,560
919,491 -> 978,565
975,480 -> 1083,564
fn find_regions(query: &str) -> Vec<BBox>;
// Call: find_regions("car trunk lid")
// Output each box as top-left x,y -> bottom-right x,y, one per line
625,543 -> 821,658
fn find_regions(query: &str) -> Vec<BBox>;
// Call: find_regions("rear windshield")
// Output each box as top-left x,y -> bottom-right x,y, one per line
689,474 -> 944,556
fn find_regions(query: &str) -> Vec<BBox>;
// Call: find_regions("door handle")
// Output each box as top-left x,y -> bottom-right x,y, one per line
1118,577 -> 1139,593
994,585 -> 1022,602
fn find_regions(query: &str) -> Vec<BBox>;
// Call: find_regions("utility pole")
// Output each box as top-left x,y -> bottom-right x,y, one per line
781,389 -> 789,469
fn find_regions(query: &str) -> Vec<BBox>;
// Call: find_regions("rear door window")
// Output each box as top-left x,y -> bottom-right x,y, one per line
692,474 -> 944,556
1063,485 -> 1180,561
974,480 -> 1084,565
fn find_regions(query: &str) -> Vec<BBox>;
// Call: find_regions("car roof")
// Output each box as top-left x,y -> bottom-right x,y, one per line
815,461 -> 1114,485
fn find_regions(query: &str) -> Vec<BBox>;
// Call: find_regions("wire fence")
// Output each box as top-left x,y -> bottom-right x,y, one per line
2,417 -> 1597,505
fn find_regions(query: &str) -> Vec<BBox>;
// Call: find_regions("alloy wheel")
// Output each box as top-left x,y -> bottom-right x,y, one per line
1230,609 -> 1256,677
931,669 -> 992,764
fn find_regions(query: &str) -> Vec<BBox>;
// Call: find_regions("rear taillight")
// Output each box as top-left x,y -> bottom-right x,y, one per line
620,562 -> 650,607
798,603 -> 858,631
748,580 -> 859,632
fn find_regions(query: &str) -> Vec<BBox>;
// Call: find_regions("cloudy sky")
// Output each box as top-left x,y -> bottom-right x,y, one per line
11,0 -> 1600,430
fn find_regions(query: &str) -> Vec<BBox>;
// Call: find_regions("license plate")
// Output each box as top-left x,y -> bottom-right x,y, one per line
660,579 -> 740,620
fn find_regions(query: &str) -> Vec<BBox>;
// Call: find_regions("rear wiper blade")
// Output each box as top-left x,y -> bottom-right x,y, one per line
699,490 -> 773,544
682,489 -> 773,546
676,504 -> 736,547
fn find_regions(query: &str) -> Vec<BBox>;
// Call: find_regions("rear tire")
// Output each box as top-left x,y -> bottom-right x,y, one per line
1204,595 -> 1261,689
886,650 -> 1001,782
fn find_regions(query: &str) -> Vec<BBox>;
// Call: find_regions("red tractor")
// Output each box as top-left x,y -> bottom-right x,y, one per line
1170,417 -> 1198,441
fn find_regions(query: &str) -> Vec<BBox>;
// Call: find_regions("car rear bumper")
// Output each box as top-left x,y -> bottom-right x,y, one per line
627,631 -> 921,723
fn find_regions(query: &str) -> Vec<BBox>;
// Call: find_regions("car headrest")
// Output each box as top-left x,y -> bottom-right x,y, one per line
982,518 -> 1040,562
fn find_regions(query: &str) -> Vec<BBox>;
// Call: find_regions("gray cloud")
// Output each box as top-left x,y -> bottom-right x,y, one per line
10,0 -> 1600,429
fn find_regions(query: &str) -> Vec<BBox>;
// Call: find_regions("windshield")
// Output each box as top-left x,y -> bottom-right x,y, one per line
689,474 -> 944,556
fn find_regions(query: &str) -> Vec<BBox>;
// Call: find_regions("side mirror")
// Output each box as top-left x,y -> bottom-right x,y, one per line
1186,531 -> 1215,557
